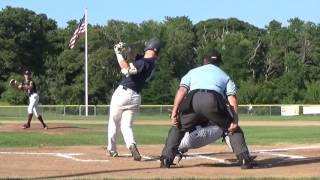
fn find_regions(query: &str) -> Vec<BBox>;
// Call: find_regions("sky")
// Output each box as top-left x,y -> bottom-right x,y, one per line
0,0 -> 319,29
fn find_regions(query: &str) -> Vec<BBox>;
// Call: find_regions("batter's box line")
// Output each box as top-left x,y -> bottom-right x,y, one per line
252,145 -> 320,159
0,151 -> 110,163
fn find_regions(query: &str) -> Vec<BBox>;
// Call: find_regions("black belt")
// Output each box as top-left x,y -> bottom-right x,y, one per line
28,92 -> 35,97
197,89 -> 217,94
122,86 -> 140,94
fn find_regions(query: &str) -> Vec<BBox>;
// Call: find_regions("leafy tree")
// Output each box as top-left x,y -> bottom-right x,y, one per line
0,6 -> 57,104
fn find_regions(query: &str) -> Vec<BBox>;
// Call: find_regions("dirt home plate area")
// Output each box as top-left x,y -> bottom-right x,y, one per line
0,144 -> 320,179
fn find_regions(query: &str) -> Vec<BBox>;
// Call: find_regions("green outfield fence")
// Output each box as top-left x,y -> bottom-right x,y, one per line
0,104 -> 320,118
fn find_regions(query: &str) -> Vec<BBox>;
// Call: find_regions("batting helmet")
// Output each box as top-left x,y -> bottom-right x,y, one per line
144,37 -> 161,53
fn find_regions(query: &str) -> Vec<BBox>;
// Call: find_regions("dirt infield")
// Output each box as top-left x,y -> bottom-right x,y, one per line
1,144 -> 320,179
1,121 -> 320,179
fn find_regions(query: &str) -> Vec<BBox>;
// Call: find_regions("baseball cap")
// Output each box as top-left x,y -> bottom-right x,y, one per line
24,70 -> 31,75
204,50 -> 221,64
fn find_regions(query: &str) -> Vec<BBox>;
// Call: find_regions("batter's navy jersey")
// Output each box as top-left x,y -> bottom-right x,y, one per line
180,64 -> 236,97
120,57 -> 155,93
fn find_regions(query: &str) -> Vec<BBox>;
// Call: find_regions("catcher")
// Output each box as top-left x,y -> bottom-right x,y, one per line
10,70 -> 48,130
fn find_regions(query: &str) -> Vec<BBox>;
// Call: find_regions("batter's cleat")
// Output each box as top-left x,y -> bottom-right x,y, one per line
108,150 -> 118,157
129,144 -> 141,161
43,124 -> 48,130
22,124 -> 30,129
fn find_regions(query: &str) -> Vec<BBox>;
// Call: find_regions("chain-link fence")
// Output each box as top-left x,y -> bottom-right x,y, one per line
0,105 -> 319,119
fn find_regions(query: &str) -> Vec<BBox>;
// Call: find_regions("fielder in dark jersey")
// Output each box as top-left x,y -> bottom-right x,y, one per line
107,38 -> 160,161
19,70 -> 47,130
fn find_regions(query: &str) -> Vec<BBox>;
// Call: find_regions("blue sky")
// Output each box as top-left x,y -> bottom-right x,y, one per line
0,0 -> 319,28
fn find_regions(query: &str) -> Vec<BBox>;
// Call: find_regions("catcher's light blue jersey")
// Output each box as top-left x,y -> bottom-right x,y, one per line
180,64 -> 236,97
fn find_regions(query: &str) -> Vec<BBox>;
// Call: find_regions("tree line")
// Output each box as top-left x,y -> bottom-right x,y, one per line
1,6 -> 320,105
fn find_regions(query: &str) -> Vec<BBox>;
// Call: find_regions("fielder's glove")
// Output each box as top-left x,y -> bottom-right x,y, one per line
9,79 -> 17,87
9,79 -> 23,90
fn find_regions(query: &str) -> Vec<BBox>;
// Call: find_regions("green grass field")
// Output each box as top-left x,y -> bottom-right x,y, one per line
1,123 -> 320,148
1,115 -> 320,180
1,113 -> 320,121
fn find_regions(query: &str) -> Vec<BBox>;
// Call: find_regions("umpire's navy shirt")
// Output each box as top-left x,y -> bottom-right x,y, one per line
120,57 -> 155,93
180,64 -> 236,97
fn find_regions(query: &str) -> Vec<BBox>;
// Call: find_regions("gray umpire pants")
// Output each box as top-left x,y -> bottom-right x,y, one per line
161,91 -> 249,162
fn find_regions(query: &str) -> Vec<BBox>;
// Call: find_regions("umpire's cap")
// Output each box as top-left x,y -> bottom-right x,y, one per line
144,37 -> 161,53
24,70 -> 31,75
204,50 -> 222,65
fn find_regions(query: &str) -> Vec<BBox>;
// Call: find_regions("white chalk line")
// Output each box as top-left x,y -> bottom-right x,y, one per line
195,155 -> 232,164
256,152 -> 305,159
1,145 -> 319,164
255,145 -> 320,152
122,153 -> 155,160
253,145 -> 320,159
0,151 -> 109,163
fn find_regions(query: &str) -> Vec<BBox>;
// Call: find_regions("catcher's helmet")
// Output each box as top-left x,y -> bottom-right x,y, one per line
144,37 -> 161,53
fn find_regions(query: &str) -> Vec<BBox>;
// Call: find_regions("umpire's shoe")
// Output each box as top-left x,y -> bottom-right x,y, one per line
129,144 -> 141,161
238,151 -> 257,169
160,156 -> 172,168
160,156 -> 176,168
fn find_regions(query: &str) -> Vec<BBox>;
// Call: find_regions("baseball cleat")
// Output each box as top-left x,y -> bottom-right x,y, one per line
22,124 -> 30,129
174,151 -> 185,164
160,156 -> 176,168
108,150 -> 118,157
43,124 -> 48,130
129,144 -> 141,161
238,151 -> 257,169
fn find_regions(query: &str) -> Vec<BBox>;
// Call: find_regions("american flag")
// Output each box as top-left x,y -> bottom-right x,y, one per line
69,15 -> 86,49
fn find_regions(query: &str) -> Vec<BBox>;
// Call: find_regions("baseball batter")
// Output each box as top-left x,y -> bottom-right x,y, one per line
107,37 -> 161,161
12,70 -> 48,129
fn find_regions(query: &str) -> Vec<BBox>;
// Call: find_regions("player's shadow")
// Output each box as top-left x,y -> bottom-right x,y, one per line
194,156 -> 320,169
255,156 -> 320,168
32,167 -> 162,179
47,126 -> 88,130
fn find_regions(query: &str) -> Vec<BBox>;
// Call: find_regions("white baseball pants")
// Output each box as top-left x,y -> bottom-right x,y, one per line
28,93 -> 42,117
178,125 -> 223,152
107,85 -> 141,152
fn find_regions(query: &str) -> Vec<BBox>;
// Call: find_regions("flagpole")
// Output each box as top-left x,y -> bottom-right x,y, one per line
85,8 -> 88,116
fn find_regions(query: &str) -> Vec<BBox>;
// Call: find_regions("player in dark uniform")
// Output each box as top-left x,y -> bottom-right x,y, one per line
107,38 -> 161,161
19,70 -> 48,130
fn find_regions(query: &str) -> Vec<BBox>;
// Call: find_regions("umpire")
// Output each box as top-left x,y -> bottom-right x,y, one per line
160,50 -> 255,169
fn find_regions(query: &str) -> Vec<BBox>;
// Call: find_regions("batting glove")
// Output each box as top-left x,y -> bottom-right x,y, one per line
121,68 -> 129,77
128,63 -> 137,75
114,42 -> 125,63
